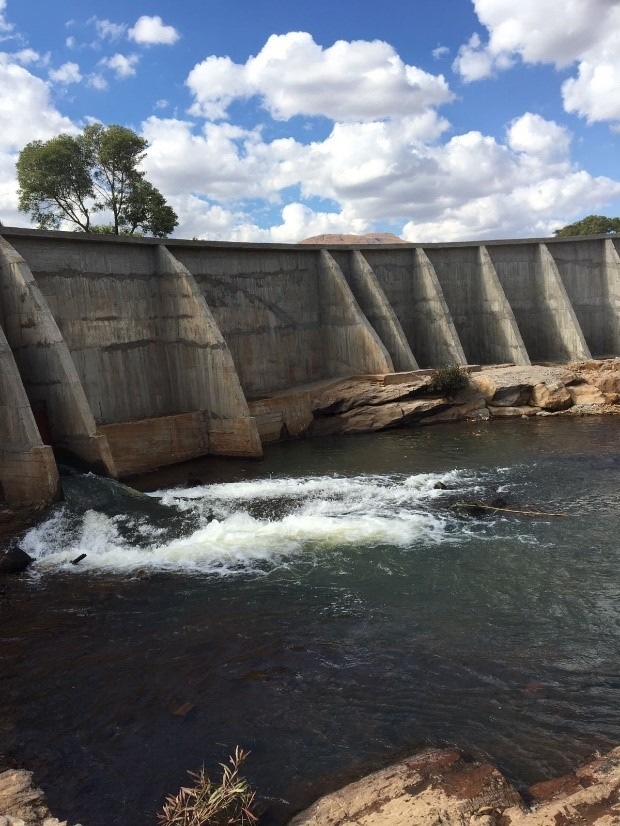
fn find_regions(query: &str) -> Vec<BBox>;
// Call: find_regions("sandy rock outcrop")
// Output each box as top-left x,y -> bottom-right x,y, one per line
288,747 -> 620,826
0,769 -> 68,826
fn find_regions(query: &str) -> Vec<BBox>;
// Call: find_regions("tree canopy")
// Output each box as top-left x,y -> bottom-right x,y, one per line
554,215 -> 620,237
16,124 -> 178,237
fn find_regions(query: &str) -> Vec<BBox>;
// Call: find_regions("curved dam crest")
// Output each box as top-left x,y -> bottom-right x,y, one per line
1,227 -> 619,505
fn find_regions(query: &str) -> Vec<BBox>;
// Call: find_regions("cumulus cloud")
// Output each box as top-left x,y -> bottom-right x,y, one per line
138,103 -> 620,243
128,15 -> 180,46
99,52 -> 139,79
432,45 -> 450,60
49,61 -> 82,84
0,54 -> 77,226
454,0 -> 620,124
187,31 -> 453,121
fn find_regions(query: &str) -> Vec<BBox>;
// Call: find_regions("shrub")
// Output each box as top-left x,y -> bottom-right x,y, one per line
157,746 -> 258,826
429,365 -> 470,397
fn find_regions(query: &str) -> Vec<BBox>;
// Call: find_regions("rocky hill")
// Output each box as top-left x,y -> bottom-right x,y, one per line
299,232 -> 406,245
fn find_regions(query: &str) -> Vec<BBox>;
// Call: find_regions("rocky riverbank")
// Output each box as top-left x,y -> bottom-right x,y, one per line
4,746 -> 620,825
298,358 -> 620,437
289,746 -> 620,825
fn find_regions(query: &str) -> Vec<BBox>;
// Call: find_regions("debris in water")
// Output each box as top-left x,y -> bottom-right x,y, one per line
71,553 -> 87,565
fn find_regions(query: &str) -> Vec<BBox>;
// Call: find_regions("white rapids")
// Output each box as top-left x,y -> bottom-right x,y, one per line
20,469 -> 484,575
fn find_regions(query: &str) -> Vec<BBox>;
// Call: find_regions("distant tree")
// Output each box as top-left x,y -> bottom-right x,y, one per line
554,215 -> 620,237
17,124 -> 177,237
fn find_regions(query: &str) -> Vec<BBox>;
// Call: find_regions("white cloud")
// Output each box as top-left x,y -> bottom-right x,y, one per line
0,55 -> 75,152
88,72 -> 107,90
128,15 -> 180,46
65,35 -> 76,49
139,105 -> 620,243
90,17 -> 127,41
0,0 -> 13,35
99,53 -> 139,79
432,45 -> 450,60
12,48 -> 44,65
0,54 -> 77,227
454,0 -> 620,124
49,61 -> 82,85
506,113 -> 570,161
187,31 -> 453,121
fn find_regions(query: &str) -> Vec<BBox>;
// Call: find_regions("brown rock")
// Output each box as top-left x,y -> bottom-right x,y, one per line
288,748 -> 524,826
531,382 -> 573,411
337,398 -> 448,433
312,378 -> 431,417
591,373 -> 620,395
568,383 -> 607,405
420,387 -> 487,424
0,769 -> 67,825
289,747 -> 620,826
471,367 -> 575,408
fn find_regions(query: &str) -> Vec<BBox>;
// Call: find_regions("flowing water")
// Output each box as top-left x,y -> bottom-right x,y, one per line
2,417 -> 620,824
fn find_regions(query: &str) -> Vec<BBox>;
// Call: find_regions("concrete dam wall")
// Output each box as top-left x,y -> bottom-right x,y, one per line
1,227 -> 619,505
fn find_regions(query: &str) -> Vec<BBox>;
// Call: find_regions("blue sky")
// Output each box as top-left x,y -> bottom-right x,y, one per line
1,0 -> 619,241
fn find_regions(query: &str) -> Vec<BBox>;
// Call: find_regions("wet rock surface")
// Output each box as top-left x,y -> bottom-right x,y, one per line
288,747 -> 620,826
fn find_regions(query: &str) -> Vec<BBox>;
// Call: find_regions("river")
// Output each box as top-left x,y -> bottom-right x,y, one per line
2,417 -> 620,824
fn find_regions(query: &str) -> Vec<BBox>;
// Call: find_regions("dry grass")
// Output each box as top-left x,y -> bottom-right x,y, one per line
157,746 -> 258,826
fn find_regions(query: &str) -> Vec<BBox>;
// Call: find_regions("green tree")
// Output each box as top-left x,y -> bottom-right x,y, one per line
17,134 -> 94,231
554,215 -> 620,236
17,124 -> 178,237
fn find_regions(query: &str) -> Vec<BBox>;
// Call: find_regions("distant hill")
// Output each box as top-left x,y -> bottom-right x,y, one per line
299,232 -> 406,245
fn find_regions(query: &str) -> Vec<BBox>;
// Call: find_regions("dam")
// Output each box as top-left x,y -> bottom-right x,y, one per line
1,226 -> 619,505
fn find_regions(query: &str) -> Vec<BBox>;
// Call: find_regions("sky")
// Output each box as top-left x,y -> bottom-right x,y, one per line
1,0 -> 620,243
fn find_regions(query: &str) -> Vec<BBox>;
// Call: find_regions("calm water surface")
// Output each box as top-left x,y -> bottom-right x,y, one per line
2,417 -> 620,824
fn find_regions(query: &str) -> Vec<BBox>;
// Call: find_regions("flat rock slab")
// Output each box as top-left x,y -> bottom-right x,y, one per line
288,747 -> 620,826
312,378 -> 431,417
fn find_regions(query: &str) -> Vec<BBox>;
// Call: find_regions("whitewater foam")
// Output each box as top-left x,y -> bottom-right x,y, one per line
20,469 -> 483,575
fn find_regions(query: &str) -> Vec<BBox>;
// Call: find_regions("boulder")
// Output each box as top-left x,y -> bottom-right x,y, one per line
471,366 -> 575,407
531,382 -> 573,411
568,383 -> 607,405
0,548 -> 33,575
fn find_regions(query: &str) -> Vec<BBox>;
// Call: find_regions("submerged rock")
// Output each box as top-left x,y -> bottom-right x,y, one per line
0,547 -> 33,574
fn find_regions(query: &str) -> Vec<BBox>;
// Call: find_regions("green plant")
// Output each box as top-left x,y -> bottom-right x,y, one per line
157,747 -> 258,826
429,365 -> 469,397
